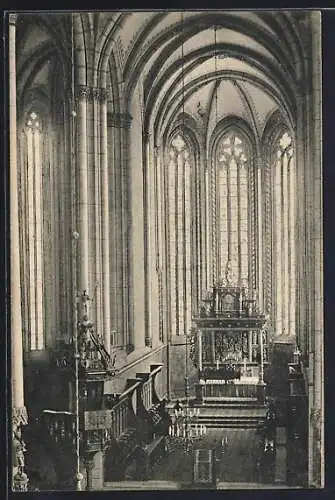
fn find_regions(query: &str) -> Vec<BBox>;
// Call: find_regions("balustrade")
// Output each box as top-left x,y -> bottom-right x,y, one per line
203,381 -> 258,399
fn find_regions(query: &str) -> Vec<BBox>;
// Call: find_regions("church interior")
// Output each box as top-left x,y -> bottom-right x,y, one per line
9,10 -> 323,491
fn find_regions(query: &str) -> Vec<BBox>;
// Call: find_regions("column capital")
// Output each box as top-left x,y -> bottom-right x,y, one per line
12,406 -> 29,492
9,13 -> 17,25
75,86 -> 110,102
91,87 -> 109,102
76,85 -> 90,100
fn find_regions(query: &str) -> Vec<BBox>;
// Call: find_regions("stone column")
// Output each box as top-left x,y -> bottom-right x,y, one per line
10,13 -> 29,492
120,114 -> 132,349
310,11 -> 323,487
107,112 -> 132,349
76,86 -> 90,311
288,152 -> 296,337
143,130 -> 153,348
92,88 -> 102,334
274,157 -> 282,336
282,153 -> 289,335
257,161 -> 264,311
100,90 -> 111,352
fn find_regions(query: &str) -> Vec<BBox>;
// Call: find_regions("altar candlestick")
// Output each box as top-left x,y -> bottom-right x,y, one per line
216,360 -> 219,370
243,357 -> 247,373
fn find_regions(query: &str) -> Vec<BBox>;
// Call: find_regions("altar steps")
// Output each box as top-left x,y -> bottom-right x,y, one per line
194,399 -> 261,409
193,404 -> 266,429
195,415 -> 264,429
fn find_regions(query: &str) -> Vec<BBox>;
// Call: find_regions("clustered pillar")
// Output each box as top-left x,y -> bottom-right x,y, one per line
10,12 -> 29,492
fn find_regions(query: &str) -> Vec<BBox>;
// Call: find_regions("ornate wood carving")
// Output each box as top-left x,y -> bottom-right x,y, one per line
12,406 -> 29,491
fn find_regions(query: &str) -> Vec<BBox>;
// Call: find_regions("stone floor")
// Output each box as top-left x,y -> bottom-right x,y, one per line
150,428 -> 262,484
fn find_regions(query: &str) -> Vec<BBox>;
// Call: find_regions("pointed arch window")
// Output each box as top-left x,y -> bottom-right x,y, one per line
273,131 -> 295,337
22,111 -> 45,350
167,133 -> 193,336
213,131 -> 254,286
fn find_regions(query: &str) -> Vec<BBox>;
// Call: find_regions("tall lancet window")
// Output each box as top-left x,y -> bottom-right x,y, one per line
22,111 -> 45,350
167,133 -> 193,336
273,131 -> 295,337
214,133 -> 251,285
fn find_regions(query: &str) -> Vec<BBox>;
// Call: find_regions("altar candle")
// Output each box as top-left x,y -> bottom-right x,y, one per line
243,358 -> 247,373
216,360 -> 219,370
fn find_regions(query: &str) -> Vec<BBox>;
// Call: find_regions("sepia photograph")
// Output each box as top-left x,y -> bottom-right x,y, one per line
7,9 -> 323,492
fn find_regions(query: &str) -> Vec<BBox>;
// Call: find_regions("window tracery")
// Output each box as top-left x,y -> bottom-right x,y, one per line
214,132 -> 251,286
167,133 -> 193,336
23,111 -> 45,350
273,131 -> 295,337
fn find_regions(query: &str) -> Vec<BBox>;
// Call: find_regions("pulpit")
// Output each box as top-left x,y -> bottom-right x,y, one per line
193,278 -> 268,403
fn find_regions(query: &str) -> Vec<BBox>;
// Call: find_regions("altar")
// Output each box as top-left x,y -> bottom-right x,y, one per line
192,275 -> 268,403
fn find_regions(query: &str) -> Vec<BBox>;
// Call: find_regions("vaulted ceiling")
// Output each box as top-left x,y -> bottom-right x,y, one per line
15,11 -> 310,140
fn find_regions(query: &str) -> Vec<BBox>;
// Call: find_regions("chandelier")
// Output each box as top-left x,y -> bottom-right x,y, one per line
168,403 -> 207,453
167,327 -> 206,453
